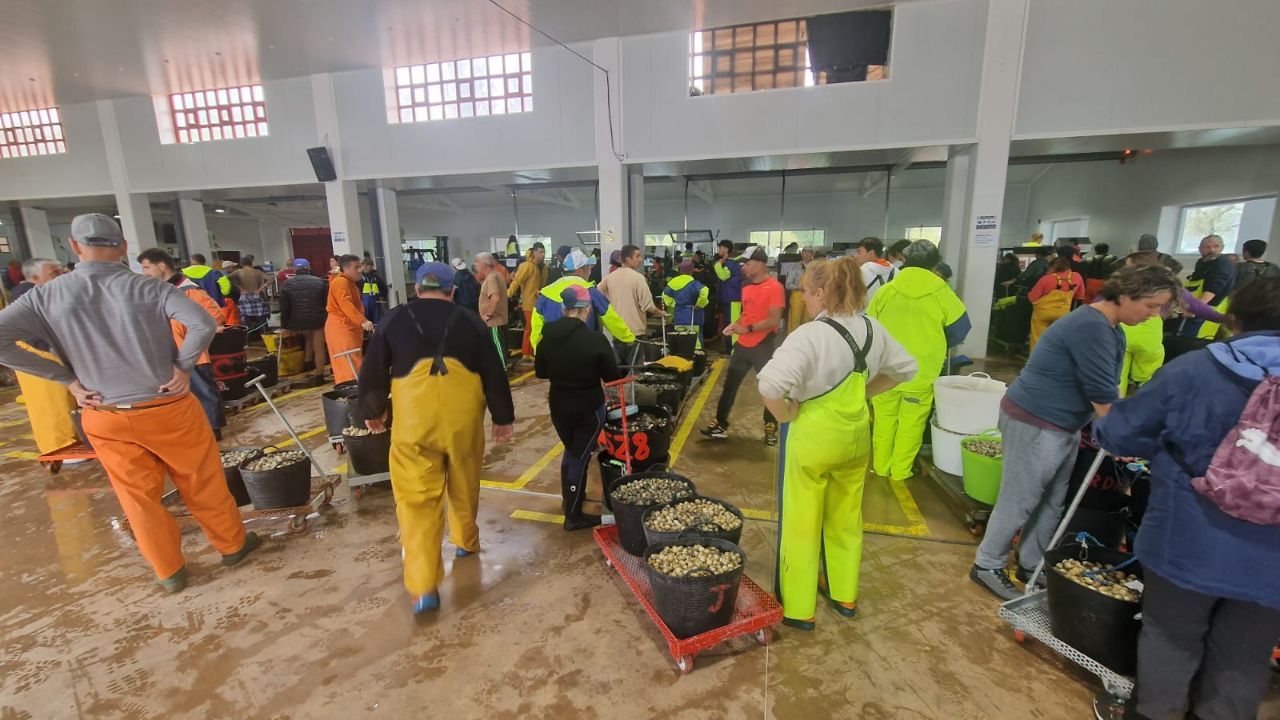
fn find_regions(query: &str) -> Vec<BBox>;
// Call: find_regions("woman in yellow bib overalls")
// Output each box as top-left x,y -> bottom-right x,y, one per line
757,257 -> 918,630
1028,257 -> 1085,350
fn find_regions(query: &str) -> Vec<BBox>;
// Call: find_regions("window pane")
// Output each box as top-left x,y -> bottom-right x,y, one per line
426,63 -> 440,83
460,102 -> 474,117
258,122 -> 268,136
399,88 -> 412,106
491,99 -> 505,115
459,83 -> 471,99
411,65 -> 425,84
473,58 -> 487,76
427,85 -> 442,103
444,83 -> 456,101
414,87 -> 426,104
488,56 -> 502,74
456,60 -> 470,79
522,74 -> 532,93
444,103 -> 458,119
201,127 -> 212,141
173,94 -> 184,110
505,53 -> 520,74
179,129 -> 189,143
507,77 -> 520,94
193,93 -> 205,108
205,90 -> 217,105
441,62 -> 454,81
230,87 -> 241,104
476,102 -> 489,116
522,52 -> 532,71
429,105 -> 443,121
252,85 -> 264,102
396,67 -> 411,86
400,108 -> 413,123
198,110 -> 208,125
216,89 -> 228,105
212,126 -> 223,140
507,97 -> 521,113
176,113 -> 187,128
475,80 -> 488,98
232,106 -> 242,122
234,124 -> 245,138
414,106 -> 428,122
522,96 -> 533,112
489,78 -> 504,97
256,105 -> 265,119
246,123 -> 257,137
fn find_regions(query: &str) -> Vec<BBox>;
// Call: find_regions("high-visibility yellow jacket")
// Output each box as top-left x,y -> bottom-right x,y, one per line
508,257 -> 548,312
531,276 -> 635,352
867,267 -> 970,389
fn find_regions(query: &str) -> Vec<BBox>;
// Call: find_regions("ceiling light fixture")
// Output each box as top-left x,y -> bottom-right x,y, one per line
214,207 -> 226,214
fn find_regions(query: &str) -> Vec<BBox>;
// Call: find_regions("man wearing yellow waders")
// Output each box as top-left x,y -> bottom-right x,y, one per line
866,240 -> 970,482
1027,255 -> 1087,350
11,258 -> 78,456
663,261 -> 709,348
358,262 -> 514,615
758,257 -> 917,630
784,247 -> 814,332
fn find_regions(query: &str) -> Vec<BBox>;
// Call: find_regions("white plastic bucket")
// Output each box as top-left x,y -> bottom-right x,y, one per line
930,415 -> 972,476
934,372 -> 1007,435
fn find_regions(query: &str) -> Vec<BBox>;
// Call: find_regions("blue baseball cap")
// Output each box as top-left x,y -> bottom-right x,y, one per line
292,258 -> 310,267
415,261 -> 455,290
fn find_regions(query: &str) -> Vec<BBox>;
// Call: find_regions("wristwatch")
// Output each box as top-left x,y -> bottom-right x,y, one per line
746,324 -> 754,333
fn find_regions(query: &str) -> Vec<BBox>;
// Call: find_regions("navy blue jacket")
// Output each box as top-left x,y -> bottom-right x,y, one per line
1094,332 -> 1280,609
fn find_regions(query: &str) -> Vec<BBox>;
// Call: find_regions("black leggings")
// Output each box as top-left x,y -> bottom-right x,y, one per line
550,404 -> 606,518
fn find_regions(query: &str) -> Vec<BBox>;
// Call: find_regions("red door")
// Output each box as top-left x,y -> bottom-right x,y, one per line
289,228 -> 333,275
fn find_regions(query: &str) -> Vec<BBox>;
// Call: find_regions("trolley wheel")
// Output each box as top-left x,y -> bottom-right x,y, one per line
755,627 -> 773,646
676,655 -> 694,674
289,515 -> 307,532
1013,629 -> 1026,644
44,460 -> 62,474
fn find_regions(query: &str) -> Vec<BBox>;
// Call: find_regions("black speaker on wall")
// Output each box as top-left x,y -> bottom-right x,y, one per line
306,146 -> 337,182
806,10 -> 892,83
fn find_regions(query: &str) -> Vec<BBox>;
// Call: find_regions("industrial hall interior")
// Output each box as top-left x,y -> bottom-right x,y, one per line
2,0 -> 1280,718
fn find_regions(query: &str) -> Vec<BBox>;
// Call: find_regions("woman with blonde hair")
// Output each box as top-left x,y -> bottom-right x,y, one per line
757,256 -> 917,630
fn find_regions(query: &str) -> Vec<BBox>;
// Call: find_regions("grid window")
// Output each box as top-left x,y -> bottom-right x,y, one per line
169,84 -> 268,144
0,237 -> 10,253
392,52 -> 533,124
690,17 -> 888,96
0,107 -> 67,159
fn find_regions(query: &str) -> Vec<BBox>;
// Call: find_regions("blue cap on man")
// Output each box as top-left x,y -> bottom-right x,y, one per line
415,261 -> 455,290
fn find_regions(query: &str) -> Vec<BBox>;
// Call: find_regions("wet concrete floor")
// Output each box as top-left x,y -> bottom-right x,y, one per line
1,353 -> 1277,719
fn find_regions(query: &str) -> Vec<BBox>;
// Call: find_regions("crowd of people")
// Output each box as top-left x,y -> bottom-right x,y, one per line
0,214 -> 1277,719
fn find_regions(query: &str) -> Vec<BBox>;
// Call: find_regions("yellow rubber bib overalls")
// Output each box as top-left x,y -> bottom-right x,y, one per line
389,336 -> 486,597
776,319 -> 872,622
1029,273 -> 1076,350
15,342 -> 77,454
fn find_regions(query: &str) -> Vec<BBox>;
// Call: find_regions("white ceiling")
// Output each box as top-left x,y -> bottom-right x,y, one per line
0,0 -> 899,110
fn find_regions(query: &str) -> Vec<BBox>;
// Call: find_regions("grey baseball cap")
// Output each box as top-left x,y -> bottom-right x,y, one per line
70,213 -> 124,247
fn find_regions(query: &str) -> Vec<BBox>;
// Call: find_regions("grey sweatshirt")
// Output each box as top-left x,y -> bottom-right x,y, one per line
0,261 -> 216,406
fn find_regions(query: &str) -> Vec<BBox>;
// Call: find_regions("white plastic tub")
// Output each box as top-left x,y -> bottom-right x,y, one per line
934,372 -> 1007,435
930,415 -> 973,476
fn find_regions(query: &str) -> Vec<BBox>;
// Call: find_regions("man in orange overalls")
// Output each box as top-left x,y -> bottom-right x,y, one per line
326,254 -> 373,386
0,214 -> 259,593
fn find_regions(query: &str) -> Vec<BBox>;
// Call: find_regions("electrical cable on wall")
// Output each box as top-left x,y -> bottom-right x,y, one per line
484,0 -> 626,162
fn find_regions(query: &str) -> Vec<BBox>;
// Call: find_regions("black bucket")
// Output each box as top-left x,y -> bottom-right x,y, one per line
322,382 -> 360,438
598,452 -> 670,511
1045,543 -> 1143,676
599,405 -> 674,467
643,496 -> 745,548
644,363 -> 690,392
637,380 -> 683,415
221,447 -> 261,506
70,410 -> 93,451
667,330 -> 699,360
240,454 -> 313,510
210,326 -> 250,399
345,429 -> 390,476
643,537 -> 746,638
692,350 -> 707,377
608,470 -> 696,556
248,356 -> 278,388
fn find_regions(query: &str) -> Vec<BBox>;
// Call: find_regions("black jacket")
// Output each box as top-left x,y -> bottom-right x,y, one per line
453,269 -> 481,314
358,298 -> 514,425
1190,255 -> 1237,305
279,272 -> 327,330
535,316 -> 624,419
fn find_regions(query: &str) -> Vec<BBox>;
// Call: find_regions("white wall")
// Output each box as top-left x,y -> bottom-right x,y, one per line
620,0 -> 987,162
0,102 -> 113,200
113,76 -> 320,193
1020,145 -> 1280,264
1016,0 -> 1280,138
333,44 -> 597,181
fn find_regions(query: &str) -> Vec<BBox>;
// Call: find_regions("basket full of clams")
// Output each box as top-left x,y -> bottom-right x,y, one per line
1044,542 -> 1144,675
643,537 -> 746,638
642,496 -> 744,547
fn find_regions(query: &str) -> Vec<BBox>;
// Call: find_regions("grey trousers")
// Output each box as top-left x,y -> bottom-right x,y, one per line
974,411 -> 1079,571
1135,569 -> 1280,720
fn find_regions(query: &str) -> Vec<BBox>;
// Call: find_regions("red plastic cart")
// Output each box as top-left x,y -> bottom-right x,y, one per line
37,441 -> 96,474
594,524 -> 782,673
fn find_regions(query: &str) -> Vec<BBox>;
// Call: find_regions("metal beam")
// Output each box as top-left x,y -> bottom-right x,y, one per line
861,147 -> 931,197
682,177 -> 714,205
512,188 -> 582,209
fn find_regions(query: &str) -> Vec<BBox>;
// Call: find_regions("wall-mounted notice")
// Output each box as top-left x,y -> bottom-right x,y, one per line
976,215 -> 998,231
974,232 -> 997,247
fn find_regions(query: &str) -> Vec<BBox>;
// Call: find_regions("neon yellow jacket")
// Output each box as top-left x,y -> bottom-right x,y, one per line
867,267 -> 970,390
182,265 -> 232,307
531,276 -> 635,352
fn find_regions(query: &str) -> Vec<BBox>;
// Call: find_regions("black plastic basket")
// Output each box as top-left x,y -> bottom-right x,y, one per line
608,470 -> 696,556
643,536 -> 746,638
1045,542 -> 1143,675
601,405 -> 674,466
345,429 -> 390,476
240,454 -> 312,510
598,452 -> 670,511
667,330 -> 698,360
221,447 -> 262,506
642,496 -> 745,548
322,383 -> 360,438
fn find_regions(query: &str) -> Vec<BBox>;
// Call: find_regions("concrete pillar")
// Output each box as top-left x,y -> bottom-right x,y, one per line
375,186 -> 407,308
939,146 -> 973,274
325,181 -> 366,258
17,206 -> 57,260
628,167 -> 645,251
593,38 -> 627,260
177,198 -> 213,261
954,0 -> 1029,358
116,193 -> 157,251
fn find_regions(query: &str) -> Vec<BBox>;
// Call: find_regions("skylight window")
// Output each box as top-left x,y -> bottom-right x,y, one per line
0,107 -> 66,159
168,85 -> 268,144
390,52 -> 532,124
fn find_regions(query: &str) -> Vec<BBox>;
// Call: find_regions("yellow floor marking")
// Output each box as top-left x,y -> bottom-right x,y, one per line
273,426 -> 328,448
481,443 -> 563,489
666,358 -> 726,466
6,450 -> 40,460
888,477 -> 931,536
0,418 -> 32,429
510,509 -> 564,524
510,370 -> 536,385
331,463 -> 348,474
